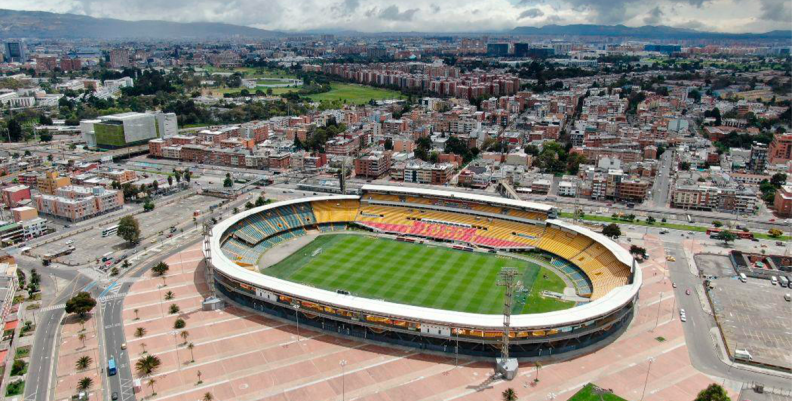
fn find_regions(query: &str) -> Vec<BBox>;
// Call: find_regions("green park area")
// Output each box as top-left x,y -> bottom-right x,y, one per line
568,384 -> 627,401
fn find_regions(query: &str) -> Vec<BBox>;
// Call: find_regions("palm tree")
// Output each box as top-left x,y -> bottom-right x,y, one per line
164,291 -> 174,300
79,317 -> 86,332
140,342 -> 147,354
180,330 -> 189,345
78,333 -> 86,348
534,361 -> 542,382
187,342 -> 195,362
502,388 -> 517,401
134,327 -> 146,338
203,392 -> 214,401
136,354 -> 162,377
76,355 -> 92,370
196,369 -> 203,384
148,378 -> 157,396
78,377 -> 93,391
133,308 -> 139,320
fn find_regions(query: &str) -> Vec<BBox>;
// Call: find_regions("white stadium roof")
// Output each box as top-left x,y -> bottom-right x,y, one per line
209,194 -> 640,330
361,184 -> 556,212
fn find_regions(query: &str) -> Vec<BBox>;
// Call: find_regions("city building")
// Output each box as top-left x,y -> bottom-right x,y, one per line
774,185 -> 792,217
3,41 -> 26,63
33,186 -> 124,222
37,171 -> 71,195
354,151 -> 392,178
1,185 -> 31,208
768,133 -> 792,165
84,111 -> 177,150
749,142 -> 768,173
403,162 -> 454,185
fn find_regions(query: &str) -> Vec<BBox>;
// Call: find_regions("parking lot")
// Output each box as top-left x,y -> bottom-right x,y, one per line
708,276 -> 792,370
695,254 -> 738,278
33,194 -> 224,266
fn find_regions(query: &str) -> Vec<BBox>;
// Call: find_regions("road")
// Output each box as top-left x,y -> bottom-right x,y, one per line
658,237 -> 792,390
649,149 -> 673,208
18,259 -> 95,401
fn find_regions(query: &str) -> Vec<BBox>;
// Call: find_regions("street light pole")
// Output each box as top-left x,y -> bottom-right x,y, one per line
640,357 -> 655,401
293,304 -> 301,341
340,359 -> 347,401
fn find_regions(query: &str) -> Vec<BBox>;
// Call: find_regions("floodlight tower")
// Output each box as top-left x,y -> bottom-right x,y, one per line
496,267 -> 520,380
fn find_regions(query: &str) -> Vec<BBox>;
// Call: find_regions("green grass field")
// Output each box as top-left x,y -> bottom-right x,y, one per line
262,234 -> 573,314
568,384 -> 627,401
306,83 -> 403,104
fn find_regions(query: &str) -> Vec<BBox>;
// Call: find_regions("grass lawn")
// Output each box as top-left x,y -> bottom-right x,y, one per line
262,234 -> 573,314
307,83 -> 403,104
201,66 -> 296,79
568,384 -> 627,401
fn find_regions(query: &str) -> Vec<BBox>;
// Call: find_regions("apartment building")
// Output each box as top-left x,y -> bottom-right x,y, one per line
33,186 -> 124,222
671,184 -> 757,214
354,151 -> 392,178
37,171 -> 71,195
768,133 -> 792,164
1,185 -> 31,208
403,162 -> 454,185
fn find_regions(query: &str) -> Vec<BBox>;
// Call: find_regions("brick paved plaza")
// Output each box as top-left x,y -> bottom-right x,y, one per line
120,241 -> 734,401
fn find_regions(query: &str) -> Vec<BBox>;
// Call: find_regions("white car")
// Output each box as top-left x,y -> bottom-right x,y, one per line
680,314 -> 687,322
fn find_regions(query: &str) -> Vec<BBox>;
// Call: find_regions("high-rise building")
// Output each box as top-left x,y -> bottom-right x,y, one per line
768,133 -> 792,164
3,41 -> 27,63
749,142 -> 768,173
109,49 -> 130,68
486,43 -> 509,57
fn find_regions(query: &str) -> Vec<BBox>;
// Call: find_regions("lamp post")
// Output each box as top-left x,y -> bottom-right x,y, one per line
640,357 -> 655,401
340,359 -> 347,401
293,304 -> 301,341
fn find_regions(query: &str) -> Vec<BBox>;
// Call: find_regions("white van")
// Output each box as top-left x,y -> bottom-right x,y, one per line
735,349 -> 753,361
784,293 -> 791,302
739,273 -> 747,283
771,276 -> 778,285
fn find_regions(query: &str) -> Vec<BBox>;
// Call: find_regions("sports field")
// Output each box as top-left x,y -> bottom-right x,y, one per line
262,234 -> 573,314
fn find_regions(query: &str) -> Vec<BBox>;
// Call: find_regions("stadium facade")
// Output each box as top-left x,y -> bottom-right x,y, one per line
205,185 -> 641,359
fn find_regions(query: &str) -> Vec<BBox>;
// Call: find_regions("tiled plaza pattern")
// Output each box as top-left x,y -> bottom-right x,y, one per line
120,242 -> 735,401
55,309 -> 102,400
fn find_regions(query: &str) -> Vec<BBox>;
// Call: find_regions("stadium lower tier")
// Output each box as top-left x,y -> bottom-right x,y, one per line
214,271 -> 636,359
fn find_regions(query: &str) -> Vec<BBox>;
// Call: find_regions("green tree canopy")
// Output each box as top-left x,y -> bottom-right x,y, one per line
117,215 -> 141,244
65,292 -> 96,318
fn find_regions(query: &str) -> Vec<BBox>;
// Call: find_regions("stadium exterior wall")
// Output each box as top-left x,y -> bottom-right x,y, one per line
205,192 -> 641,358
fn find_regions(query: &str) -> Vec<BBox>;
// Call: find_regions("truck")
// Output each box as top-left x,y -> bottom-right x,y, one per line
780,276 -> 789,288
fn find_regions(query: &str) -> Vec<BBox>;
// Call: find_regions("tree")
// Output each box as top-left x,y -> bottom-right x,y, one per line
602,223 -> 621,238
180,330 -> 190,344
78,377 -> 93,391
630,245 -> 648,260
769,228 -> 783,238
502,388 -> 517,401
135,327 -> 146,338
694,383 -> 731,401
169,304 -> 180,314
679,161 -> 691,171
135,354 -> 162,376
203,392 -> 214,401
152,262 -> 169,276
646,216 -> 656,224
78,332 -> 87,347
223,173 -> 233,188
719,231 -> 737,246
164,290 -> 175,300
174,170 -> 182,183
188,342 -> 195,362
712,221 -> 723,228
6,118 -> 22,141
65,292 -> 96,318
384,138 -> 393,150
184,171 -> 191,183
174,318 -> 186,329
134,309 -> 140,320
117,216 -> 141,244
76,355 -> 92,370
39,131 -> 53,142
771,173 -> 787,188
167,175 -> 173,186
148,378 -> 157,396
143,200 -> 155,212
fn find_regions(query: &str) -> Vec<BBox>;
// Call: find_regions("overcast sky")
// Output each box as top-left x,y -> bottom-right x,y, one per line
5,0 -> 791,33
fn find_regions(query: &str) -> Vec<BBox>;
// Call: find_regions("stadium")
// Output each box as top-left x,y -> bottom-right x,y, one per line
205,185 -> 641,359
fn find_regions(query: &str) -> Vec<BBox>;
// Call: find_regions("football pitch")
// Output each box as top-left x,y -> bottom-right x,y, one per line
262,234 -> 574,314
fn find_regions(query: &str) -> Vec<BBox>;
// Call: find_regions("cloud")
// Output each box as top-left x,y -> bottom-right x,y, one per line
519,8 -> 544,19
643,6 -> 664,25
673,19 -> 712,30
378,5 -> 419,21
2,0 -> 789,33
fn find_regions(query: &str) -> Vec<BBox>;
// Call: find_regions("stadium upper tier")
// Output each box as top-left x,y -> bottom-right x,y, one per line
209,186 -> 640,332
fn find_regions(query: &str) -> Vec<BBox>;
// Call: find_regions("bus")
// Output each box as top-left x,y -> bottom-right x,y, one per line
107,357 -> 117,376
102,225 -> 119,237
706,229 -> 754,240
